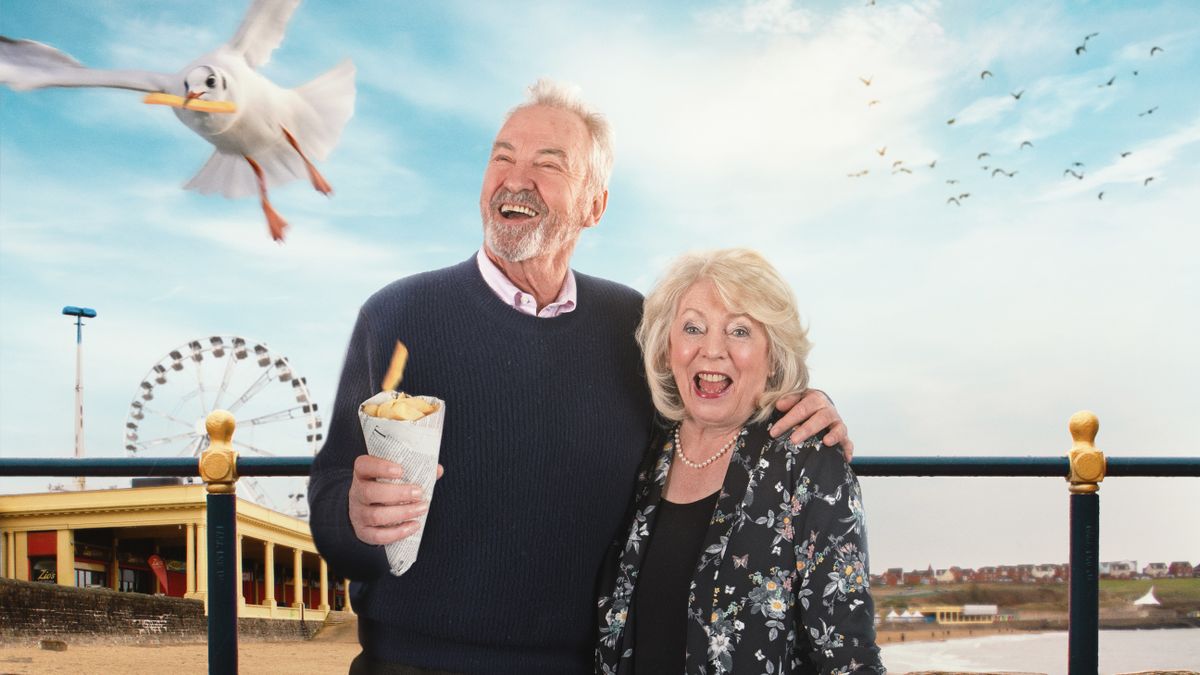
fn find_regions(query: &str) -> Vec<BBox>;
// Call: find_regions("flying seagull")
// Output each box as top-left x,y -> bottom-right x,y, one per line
928,160 -> 937,169
859,76 -> 873,86
1139,106 -> 1159,117
946,117 -> 956,125
892,160 -> 904,168
1064,169 -> 1084,180
1098,191 -> 1105,200
1099,75 -> 1116,87
980,70 -> 993,79
893,167 -> 913,175
1011,90 -> 1025,100
958,193 -> 971,199
946,179 -> 959,185
1144,176 -> 1155,186
876,146 -> 887,157
1120,151 -> 1132,158
847,169 -> 869,178
867,99 -> 881,107
992,168 -> 1017,178
0,0 -> 355,242
1084,32 -> 1099,41
1020,140 -> 1034,149
977,151 -> 990,160
1075,44 -> 1087,55
946,197 -> 961,206
1150,46 -> 1163,56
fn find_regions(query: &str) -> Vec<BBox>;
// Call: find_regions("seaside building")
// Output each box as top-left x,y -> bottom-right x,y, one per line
1099,560 -> 1137,579
0,484 -> 351,621
1143,562 -> 1169,578
915,604 -> 999,625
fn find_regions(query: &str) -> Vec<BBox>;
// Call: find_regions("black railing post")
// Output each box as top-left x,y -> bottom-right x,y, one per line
1065,411 -> 1105,675
199,411 -> 240,675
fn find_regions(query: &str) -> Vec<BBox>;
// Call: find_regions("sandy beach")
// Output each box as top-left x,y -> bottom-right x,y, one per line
0,640 -> 361,675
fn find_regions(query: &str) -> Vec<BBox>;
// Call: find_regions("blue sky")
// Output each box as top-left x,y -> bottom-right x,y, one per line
1,0 -> 1197,571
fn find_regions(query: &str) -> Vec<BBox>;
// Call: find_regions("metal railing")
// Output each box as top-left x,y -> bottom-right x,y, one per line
2,409 -> 1198,674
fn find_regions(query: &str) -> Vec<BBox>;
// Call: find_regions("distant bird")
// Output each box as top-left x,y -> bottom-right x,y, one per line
980,70 -> 993,79
1084,32 -> 1099,41
868,99 -> 881,107
946,179 -> 959,185
1075,44 -> 1087,55
859,76 -> 873,86
946,117 -> 956,125
1132,70 -> 1140,76
1099,75 -> 1116,87
1139,106 -> 1159,117
1120,151 -> 1132,158
947,197 -> 961,206
1072,162 -> 1085,167
893,167 -> 913,175
876,146 -> 888,156
1098,191 -> 1105,200
1064,169 -> 1084,180
992,168 -> 1017,178
928,160 -> 937,169
1011,90 -> 1025,100
847,169 -> 869,178
866,0 -> 876,6
1020,140 -> 1033,149
958,192 -> 971,199
977,151 -> 990,160
980,165 -> 990,171
1144,176 -> 1155,186
891,160 -> 904,168
1150,46 -> 1163,56
0,0 -> 355,242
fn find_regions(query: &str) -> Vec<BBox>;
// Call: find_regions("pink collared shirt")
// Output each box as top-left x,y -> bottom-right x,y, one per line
476,249 -> 577,318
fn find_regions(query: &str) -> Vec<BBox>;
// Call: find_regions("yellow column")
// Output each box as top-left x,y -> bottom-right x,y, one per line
192,522 -> 208,603
318,558 -> 330,611
55,529 -> 73,587
236,535 -> 245,609
185,523 -> 196,595
292,548 -> 303,608
343,578 -> 353,614
264,541 -> 276,612
2,531 -> 9,579
14,532 -> 28,581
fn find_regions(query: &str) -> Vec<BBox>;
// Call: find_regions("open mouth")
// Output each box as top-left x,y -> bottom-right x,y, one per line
693,372 -> 732,398
498,203 -> 538,221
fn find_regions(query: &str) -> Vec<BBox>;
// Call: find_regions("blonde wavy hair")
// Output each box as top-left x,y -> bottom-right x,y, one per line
636,248 -> 811,425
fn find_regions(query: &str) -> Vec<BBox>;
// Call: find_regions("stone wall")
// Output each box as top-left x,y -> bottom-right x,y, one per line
0,578 -> 320,645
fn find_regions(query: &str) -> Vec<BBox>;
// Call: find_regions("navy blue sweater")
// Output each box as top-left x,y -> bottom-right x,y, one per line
308,257 -> 653,673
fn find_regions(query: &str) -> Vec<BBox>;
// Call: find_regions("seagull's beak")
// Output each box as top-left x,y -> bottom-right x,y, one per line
143,92 -> 237,114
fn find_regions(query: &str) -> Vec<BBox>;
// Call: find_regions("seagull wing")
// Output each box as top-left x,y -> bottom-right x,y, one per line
228,0 -> 302,69
0,37 -> 172,92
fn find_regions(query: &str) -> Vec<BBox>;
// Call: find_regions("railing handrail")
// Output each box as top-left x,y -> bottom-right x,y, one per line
3,455 -> 1199,478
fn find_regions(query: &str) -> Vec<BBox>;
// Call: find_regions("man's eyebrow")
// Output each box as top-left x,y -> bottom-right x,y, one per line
492,141 -> 514,152
537,148 -> 568,160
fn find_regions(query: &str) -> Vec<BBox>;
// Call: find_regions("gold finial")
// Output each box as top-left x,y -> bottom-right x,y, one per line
1066,410 -> 1105,494
198,410 -> 238,494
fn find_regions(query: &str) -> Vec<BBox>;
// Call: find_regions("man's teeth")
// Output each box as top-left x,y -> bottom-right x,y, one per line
698,373 -> 728,382
500,204 -> 536,217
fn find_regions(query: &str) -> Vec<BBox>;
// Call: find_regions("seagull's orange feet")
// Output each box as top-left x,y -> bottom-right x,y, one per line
245,155 -> 289,242
282,127 -> 333,196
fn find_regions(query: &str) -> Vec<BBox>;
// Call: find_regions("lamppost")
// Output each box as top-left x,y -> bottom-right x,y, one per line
62,305 -> 97,491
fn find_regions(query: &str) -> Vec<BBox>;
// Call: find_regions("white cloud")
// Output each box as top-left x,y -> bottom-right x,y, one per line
695,0 -> 813,35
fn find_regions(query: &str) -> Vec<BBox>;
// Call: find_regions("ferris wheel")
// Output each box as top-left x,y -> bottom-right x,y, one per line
124,336 -> 322,517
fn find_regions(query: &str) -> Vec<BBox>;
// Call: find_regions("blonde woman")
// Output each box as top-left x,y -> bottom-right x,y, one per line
597,249 -> 883,674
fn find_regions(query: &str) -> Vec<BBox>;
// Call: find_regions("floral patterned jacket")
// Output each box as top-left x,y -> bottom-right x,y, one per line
595,416 -> 885,674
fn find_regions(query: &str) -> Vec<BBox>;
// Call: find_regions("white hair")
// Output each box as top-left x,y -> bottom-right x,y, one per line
507,78 -> 614,196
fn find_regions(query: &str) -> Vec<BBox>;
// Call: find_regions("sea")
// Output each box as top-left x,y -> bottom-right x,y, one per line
880,628 -> 1200,674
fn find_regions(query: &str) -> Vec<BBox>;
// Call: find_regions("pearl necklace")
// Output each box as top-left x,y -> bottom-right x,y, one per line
674,425 -> 740,469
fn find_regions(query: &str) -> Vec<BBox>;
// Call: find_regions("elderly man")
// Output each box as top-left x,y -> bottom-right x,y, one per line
308,80 -> 852,675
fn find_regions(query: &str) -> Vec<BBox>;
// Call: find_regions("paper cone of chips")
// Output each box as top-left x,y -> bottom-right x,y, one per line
357,341 -> 446,576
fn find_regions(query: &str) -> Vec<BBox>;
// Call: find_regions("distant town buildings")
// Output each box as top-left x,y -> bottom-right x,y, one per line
871,559 -> 1199,586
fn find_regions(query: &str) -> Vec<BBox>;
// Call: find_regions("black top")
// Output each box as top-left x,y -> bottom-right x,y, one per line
308,256 -> 654,674
632,490 -> 720,674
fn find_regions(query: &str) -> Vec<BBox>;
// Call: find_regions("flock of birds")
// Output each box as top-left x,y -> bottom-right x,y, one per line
846,29 -> 1169,208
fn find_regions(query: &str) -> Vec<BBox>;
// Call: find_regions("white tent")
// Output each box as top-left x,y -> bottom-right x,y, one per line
1133,586 -> 1161,606
886,609 -> 900,620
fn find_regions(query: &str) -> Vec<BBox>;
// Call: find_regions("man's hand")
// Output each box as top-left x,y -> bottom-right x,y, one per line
348,455 -> 443,546
769,389 -> 854,461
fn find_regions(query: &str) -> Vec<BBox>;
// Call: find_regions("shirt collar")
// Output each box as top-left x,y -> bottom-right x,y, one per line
475,248 -> 577,317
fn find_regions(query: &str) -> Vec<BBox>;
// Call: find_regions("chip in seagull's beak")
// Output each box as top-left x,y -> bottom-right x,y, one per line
143,92 -> 237,114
